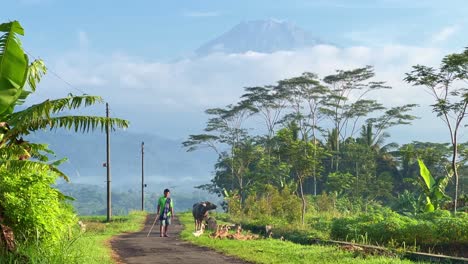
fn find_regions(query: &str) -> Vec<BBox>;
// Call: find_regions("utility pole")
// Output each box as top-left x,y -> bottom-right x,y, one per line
141,141 -> 145,211
106,103 -> 112,222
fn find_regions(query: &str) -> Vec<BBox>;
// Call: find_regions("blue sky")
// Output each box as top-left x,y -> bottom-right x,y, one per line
3,0 -> 467,61
2,0 -> 467,142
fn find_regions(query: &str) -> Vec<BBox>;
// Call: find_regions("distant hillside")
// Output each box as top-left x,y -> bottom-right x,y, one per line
28,130 -> 216,188
195,19 -> 326,56
58,183 -> 221,215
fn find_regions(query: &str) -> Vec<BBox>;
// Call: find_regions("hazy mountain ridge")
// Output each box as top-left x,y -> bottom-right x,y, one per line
195,19 -> 326,56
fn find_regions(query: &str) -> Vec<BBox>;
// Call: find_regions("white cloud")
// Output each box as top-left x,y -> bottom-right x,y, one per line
431,25 -> 460,43
183,11 -> 220,17
29,43 -> 450,141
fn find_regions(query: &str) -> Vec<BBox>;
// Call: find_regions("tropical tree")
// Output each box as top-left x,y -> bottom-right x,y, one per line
184,103 -> 254,205
278,72 -> 329,195
241,85 -> 287,140
241,85 -> 288,186
275,125 -> 325,224
321,66 -> 389,171
405,48 -> 468,213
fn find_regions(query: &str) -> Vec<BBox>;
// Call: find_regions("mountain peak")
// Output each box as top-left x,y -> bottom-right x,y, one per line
195,19 -> 325,56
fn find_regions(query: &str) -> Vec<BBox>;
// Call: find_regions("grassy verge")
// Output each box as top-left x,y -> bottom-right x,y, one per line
178,212 -> 420,264
1,211 -> 147,264
72,211 -> 147,263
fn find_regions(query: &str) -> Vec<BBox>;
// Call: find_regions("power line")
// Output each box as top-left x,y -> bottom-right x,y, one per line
25,50 -> 125,118
24,50 -> 88,95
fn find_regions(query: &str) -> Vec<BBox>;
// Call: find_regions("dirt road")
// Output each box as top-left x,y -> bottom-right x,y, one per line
110,215 -> 248,264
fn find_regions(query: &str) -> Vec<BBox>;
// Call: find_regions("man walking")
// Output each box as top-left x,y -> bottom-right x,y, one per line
156,188 -> 174,237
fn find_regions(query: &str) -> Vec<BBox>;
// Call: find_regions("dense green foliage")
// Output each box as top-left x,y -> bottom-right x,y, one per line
185,51 -> 468,219
0,20 -> 128,261
0,168 -> 76,245
229,184 -> 302,225
0,211 -> 146,264
185,49 -> 468,259
331,209 -> 468,246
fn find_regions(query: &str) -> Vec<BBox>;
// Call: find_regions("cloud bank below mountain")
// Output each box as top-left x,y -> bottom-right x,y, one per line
28,26 -> 460,142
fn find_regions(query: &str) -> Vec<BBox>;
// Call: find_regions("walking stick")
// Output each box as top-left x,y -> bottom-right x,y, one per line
146,215 -> 158,237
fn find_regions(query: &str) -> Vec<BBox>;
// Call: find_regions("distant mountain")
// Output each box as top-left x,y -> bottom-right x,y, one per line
195,19 -> 326,56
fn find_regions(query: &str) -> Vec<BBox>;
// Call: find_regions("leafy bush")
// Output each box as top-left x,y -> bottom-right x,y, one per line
330,208 -> 468,247
237,184 -> 301,225
0,166 -> 77,245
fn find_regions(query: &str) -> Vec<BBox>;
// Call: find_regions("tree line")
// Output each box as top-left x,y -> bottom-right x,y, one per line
184,49 -> 468,223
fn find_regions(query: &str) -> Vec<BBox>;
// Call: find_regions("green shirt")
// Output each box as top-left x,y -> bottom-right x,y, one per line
158,196 -> 174,217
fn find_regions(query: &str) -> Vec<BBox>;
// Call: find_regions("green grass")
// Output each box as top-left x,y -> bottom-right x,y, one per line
71,211 -> 147,263
179,212 -> 420,264
1,211 -> 147,264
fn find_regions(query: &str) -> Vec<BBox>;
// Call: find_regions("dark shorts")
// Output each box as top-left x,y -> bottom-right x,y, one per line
160,218 -> 171,226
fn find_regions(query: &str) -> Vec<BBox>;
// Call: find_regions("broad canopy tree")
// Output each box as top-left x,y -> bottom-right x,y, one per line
405,47 -> 468,213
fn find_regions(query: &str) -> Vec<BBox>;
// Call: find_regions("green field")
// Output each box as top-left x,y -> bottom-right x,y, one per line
178,212 -> 420,264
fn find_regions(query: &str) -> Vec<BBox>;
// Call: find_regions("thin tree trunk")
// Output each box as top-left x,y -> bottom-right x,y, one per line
313,175 -> 317,196
355,162 -> 359,198
313,139 -> 317,196
452,142 -> 459,214
336,126 -> 340,172
299,177 -> 306,225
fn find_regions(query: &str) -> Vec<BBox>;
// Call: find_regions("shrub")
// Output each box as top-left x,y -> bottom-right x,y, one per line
330,208 -> 468,247
0,167 -> 77,245
434,216 -> 468,243
239,185 -> 301,225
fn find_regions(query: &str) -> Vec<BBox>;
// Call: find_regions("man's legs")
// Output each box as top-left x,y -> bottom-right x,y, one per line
159,220 -> 165,237
164,217 -> 171,237
164,218 -> 171,237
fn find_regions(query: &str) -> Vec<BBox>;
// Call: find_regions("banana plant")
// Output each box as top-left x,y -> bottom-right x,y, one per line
417,159 -> 451,212
0,20 -> 129,252
0,20 -> 129,172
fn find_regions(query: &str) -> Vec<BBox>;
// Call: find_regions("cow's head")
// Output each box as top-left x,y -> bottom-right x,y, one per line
203,201 -> 217,211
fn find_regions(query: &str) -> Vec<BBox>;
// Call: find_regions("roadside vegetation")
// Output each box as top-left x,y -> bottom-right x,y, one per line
1,211 -> 146,264
184,47 -> 468,258
0,20 -> 128,262
179,212 -> 418,264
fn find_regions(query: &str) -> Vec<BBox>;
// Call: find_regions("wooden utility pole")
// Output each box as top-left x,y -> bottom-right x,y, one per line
141,141 -> 145,211
106,103 -> 112,222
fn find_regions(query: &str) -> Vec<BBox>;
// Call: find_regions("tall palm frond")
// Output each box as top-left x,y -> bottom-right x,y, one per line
7,94 -> 104,124
5,115 -> 128,141
2,94 -> 129,141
